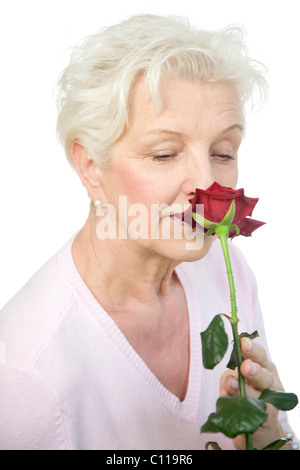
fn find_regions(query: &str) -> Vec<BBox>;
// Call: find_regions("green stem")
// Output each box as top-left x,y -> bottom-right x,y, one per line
216,226 -> 253,451
217,228 -> 238,322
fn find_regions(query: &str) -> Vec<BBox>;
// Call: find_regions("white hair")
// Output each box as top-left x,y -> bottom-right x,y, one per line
56,14 -> 268,168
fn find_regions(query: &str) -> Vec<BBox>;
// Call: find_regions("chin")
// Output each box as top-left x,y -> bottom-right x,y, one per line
149,234 -> 214,263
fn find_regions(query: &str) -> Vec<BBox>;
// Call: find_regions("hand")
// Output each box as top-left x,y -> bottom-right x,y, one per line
219,338 -> 288,450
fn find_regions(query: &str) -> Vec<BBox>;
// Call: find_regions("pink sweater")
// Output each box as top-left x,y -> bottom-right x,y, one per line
0,235 -> 288,450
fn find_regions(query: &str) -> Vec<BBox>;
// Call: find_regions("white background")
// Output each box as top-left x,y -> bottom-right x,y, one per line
0,0 -> 299,442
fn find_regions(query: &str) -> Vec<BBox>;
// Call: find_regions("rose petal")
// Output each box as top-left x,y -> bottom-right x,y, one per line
231,218 -> 266,238
188,183 -> 265,237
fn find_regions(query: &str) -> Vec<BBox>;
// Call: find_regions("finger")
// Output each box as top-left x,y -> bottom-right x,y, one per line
219,370 -> 239,397
240,338 -> 284,391
220,368 -> 264,399
240,338 -> 271,369
240,358 -> 274,392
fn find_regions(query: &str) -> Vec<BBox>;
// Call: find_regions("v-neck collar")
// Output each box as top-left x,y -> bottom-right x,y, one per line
57,234 -> 203,421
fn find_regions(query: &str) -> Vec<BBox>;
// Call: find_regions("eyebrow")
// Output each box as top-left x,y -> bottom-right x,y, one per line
223,123 -> 245,134
145,129 -> 183,137
145,123 -> 245,139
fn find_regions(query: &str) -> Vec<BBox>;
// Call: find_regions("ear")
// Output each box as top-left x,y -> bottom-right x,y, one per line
71,140 -> 101,201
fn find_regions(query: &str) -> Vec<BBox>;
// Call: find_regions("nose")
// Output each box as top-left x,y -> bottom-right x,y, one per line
181,152 -> 215,198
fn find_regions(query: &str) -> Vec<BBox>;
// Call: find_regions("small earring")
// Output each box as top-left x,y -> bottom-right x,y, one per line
94,199 -> 102,208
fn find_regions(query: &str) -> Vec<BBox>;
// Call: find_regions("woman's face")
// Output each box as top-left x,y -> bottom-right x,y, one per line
97,76 -> 244,261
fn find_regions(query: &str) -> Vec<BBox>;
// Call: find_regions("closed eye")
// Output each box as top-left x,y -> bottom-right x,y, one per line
153,154 -> 176,161
213,154 -> 235,163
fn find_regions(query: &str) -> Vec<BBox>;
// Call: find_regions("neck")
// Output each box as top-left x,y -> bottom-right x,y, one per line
72,216 -> 179,312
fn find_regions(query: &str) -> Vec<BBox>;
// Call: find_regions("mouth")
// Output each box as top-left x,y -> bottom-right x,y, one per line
172,205 -> 196,229
171,214 -> 193,229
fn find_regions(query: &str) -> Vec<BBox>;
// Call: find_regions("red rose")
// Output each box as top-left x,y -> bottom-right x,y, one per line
186,182 -> 265,238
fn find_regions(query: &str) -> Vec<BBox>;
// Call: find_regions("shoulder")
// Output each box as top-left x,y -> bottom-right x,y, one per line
0,238 -> 75,368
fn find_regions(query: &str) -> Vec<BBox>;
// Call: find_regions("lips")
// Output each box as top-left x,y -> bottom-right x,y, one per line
173,205 -> 196,229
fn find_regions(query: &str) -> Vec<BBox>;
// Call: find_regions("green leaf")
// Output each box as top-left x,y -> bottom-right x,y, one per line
261,438 -> 291,450
206,227 -> 217,236
239,330 -> 260,340
192,211 -> 217,229
205,441 -> 223,450
201,397 -> 267,438
258,388 -> 299,411
226,331 -> 259,370
201,413 -> 220,434
226,348 -> 238,370
229,224 -> 240,236
220,200 -> 235,226
201,315 -> 228,369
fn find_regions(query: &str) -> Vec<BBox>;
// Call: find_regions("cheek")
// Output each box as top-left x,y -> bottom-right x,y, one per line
111,162 -> 180,206
104,163 -> 149,204
228,169 -> 238,189
120,168 -> 156,204
231,167 -> 239,188
217,166 -> 238,189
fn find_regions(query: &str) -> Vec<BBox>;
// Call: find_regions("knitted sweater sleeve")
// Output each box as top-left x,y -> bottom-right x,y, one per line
0,364 -> 69,450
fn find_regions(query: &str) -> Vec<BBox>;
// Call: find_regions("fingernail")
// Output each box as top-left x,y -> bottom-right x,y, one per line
244,338 -> 252,353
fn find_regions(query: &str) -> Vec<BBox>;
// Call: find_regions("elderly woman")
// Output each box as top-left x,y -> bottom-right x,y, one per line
0,14 -> 295,450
